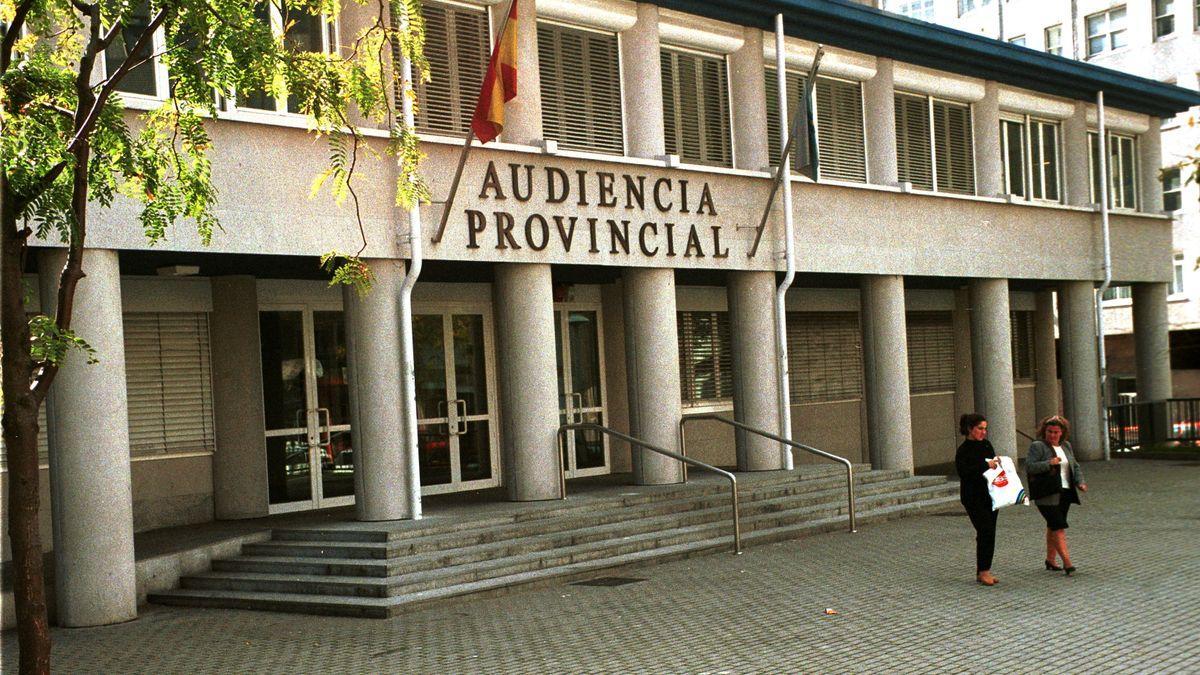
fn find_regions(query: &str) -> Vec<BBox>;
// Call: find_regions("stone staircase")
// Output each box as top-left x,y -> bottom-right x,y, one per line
149,467 -> 959,618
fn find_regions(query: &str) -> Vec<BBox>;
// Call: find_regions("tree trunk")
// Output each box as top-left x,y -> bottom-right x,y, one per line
1,180 -> 52,672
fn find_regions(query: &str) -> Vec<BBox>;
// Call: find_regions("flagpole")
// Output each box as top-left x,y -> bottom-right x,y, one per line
431,0 -> 518,245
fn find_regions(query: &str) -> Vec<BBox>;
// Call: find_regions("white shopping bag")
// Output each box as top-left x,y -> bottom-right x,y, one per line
983,456 -> 1029,511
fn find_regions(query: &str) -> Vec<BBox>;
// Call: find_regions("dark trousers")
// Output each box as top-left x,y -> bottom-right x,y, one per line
964,503 -> 998,572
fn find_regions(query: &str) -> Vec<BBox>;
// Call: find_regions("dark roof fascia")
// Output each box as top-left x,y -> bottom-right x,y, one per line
647,0 -> 1200,118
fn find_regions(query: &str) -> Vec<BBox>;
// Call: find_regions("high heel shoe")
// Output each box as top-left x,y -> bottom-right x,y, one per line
1063,566 -> 1076,576
1045,560 -> 1062,571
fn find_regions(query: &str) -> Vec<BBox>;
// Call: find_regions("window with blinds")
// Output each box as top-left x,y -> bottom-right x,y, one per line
1010,310 -> 1036,381
906,312 -> 956,394
661,48 -> 732,168
537,22 -> 623,155
677,311 -> 733,403
1088,131 -> 1138,209
764,70 -> 867,182
414,1 -> 490,136
0,388 -> 49,469
124,313 -> 215,458
896,93 -> 975,194
786,312 -> 863,403
895,93 -> 934,190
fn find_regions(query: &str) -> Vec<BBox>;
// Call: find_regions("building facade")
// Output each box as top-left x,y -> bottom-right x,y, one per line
2,0 -> 1197,628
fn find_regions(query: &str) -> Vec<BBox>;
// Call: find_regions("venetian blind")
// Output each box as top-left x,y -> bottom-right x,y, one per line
0,317 -> 51,469
764,70 -> 867,182
677,311 -> 733,403
537,22 -> 623,155
933,100 -> 975,195
661,48 -> 732,167
895,93 -> 933,190
786,312 -> 863,403
124,313 -> 215,458
414,1 -> 489,136
1010,310 -> 1036,381
906,311 -> 956,394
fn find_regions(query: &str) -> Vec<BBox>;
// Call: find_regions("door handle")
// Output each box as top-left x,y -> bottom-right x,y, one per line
454,399 -> 468,435
316,407 -> 332,459
571,392 -> 583,424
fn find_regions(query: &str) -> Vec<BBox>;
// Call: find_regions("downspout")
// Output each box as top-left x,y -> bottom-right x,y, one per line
774,14 -> 796,470
1095,91 -> 1112,462
398,40 -> 424,518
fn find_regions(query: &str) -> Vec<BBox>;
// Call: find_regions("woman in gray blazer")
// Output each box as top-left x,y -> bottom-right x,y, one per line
1026,415 -> 1089,576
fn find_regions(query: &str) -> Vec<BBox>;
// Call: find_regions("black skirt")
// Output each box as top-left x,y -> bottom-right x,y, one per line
1036,489 -> 1075,531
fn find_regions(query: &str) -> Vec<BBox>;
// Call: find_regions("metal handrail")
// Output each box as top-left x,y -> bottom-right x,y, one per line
1017,428 -> 1037,443
557,422 -> 742,554
679,414 -> 856,533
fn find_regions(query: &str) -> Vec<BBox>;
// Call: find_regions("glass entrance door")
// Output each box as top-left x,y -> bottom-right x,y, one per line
413,312 -> 500,494
555,308 -> 609,478
261,308 -> 354,513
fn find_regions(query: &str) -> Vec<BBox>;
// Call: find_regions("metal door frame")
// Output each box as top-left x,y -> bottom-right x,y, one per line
555,302 -> 610,478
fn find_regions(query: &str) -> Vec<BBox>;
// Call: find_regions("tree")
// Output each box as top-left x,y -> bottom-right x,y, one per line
1,0 -> 427,671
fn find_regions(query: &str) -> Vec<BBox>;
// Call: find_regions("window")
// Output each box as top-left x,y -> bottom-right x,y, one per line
124,313 -> 215,458
416,1 -> 490,136
958,0 -> 994,16
1004,117 -> 1062,201
1010,311 -> 1036,382
786,312 -> 863,403
1163,167 -> 1182,212
1173,252 -> 1186,295
1008,35 -> 1027,47
1103,285 -> 1132,301
1001,119 -> 1027,198
661,48 -> 732,167
105,0 -> 163,97
238,2 -> 338,113
1085,6 -> 1127,56
1044,25 -> 1062,56
1154,0 -> 1175,39
906,312 -> 955,394
1089,131 -> 1138,209
677,311 -> 733,404
764,69 -> 867,182
538,22 -> 623,155
895,93 -> 975,195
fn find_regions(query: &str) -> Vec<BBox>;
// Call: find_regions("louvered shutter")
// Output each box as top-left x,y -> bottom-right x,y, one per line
537,22 -> 623,154
0,386 -> 49,470
677,311 -> 733,403
786,312 -> 864,403
906,312 -> 955,394
124,313 -> 215,457
764,71 -> 865,182
763,68 -> 806,171
661,49 -> 731,167
933,100 -> 975,195
895,93 -> 933,190
1010,311 -> 1036,381
413,2 -> 489,136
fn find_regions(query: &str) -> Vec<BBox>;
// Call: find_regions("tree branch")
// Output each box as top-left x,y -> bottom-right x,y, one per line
0,0 -> 36,73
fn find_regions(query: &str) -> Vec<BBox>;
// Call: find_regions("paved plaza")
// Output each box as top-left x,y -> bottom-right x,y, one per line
2,459 -> 1197,673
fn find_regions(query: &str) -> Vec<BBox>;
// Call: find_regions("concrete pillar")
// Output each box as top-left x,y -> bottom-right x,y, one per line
968,278 -> 1017,459
1132,282 -> 1172,402
496,0 -> 542,145
343,259 -> 414,520
1058,281 -> 1103,460
864,58 -> 898,186
728,271 -> 782,471
730,27 -> 769,171
859,275 -> 913,472
210,276 -> 269,519
1033,289 -> 1061,422
623,267 -> 684,484
1139,123 -> 1163,213
620,3 -> 665,159
494,263 -> 560,500
952,287 -> 975,421
1063,102 -> 1092,207
973,82 -> 1003,197
37,248 -> 136,627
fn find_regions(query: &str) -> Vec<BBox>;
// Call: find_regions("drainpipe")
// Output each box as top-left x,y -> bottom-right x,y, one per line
774,13 -> 796,470
1095,90 -> 1112,462
398,39 -> 424,517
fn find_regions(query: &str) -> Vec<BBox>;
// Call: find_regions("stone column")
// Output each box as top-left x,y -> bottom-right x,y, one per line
37,248 -> 136,627
728,271 -> 782,471
494,263 -> 560,500
730,27 -> 768,171
864,58 -> 898,186
1139,122 -> 1163,213
1058,281 -> 1103,460
496,0 -> 542,145
343,259 -> 414,520
1132,282 -> 1172,402
859,275 -> 913,472
1063,102 -> 1092,207
1033,289 -> 1061,422
624,267 -> 684,484
973,82 -> 1003,197
620,3 -> 665,159
969,278 -> 1017,459
210,276 -> 269,519
952,287 -> 975,421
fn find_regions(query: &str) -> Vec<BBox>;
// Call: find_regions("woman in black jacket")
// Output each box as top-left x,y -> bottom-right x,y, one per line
956,413 -> 1001,586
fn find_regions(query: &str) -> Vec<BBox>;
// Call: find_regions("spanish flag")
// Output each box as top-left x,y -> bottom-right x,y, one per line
471,0 -> 519,143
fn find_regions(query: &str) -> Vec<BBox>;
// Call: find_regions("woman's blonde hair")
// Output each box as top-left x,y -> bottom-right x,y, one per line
1037,415 -> 1071,443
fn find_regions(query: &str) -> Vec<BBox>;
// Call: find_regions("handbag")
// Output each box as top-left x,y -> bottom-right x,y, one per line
983,456 -> 1029,511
